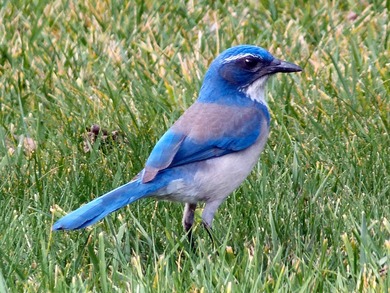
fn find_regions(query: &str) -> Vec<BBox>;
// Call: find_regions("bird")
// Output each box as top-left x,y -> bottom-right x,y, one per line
52,45 -> 302,243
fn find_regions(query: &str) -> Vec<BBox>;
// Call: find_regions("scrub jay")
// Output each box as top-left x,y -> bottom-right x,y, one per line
52,45 -> 302,241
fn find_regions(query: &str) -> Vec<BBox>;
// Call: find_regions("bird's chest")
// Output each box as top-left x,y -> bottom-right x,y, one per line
192,124 -> 269,202
158,127 -> 269,204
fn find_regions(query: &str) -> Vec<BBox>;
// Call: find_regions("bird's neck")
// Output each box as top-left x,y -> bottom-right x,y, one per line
198,82 -> 268,110
197,81 -> 270,125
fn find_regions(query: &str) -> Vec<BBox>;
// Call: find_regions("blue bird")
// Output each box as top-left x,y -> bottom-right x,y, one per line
52,45 -> 302,241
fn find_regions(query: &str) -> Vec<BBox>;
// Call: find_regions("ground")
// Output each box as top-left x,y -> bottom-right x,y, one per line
0,0 -> 389,291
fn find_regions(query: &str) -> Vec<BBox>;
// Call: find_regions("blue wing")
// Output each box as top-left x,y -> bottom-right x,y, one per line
142,102 -> 269,183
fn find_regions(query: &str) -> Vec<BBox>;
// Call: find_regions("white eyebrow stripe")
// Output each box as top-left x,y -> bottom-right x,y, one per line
223,53 -> 260,63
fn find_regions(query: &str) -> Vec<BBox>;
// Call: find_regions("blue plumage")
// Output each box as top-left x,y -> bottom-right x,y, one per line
52,179 -> 154,230
52,45 -> 301,236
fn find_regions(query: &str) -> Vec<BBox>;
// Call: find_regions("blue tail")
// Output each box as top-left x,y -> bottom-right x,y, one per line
52,178 -> 162,230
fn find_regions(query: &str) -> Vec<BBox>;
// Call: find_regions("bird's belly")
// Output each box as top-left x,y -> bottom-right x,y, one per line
156,128 -> 269,203
193,131 -> 269,202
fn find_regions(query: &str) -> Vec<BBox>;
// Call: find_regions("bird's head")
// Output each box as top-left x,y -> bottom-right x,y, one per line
199,45 -> 302,104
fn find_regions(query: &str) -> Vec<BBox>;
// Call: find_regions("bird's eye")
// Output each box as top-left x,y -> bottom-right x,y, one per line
242,57 -> 259,70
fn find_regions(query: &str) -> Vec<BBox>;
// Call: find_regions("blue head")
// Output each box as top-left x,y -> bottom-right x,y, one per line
198,45 -> 302,104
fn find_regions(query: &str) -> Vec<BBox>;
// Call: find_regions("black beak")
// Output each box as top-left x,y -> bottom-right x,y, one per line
259,58 -> 302,77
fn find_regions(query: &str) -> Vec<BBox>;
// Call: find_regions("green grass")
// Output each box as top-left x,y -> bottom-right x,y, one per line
0,0 -> 389,291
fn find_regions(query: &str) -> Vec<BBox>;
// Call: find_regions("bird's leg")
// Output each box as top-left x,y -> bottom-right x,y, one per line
182,203 -> 197,248
202,199 -> 224,245
202,221 -> 214,245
